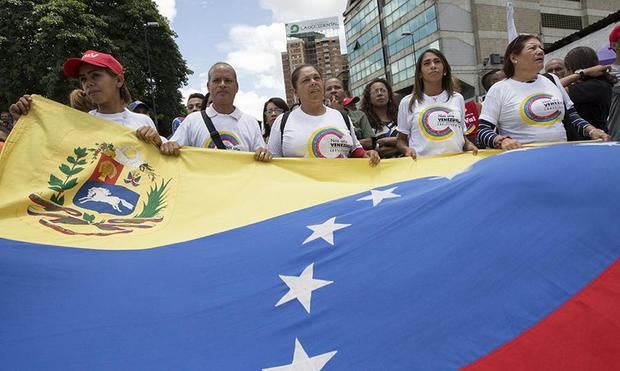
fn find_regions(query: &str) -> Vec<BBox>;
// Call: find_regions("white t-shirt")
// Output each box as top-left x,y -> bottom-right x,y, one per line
397,91 -> 466,156
479,74 -> 573,144
268,106 -> 362,158
89,108 -> 157,131
169,106 -> 265,151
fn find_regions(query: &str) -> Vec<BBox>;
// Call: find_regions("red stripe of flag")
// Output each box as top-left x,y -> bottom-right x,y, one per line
463,259 -> 620,371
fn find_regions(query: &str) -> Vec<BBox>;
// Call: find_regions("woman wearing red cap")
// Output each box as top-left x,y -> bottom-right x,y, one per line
9,50 -> 162,146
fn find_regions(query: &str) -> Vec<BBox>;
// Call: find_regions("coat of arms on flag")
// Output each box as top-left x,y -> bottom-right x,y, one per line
27,142 -> 170,236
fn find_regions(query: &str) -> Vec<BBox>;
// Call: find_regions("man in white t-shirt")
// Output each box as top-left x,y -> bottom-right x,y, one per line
160,63 -> 271,161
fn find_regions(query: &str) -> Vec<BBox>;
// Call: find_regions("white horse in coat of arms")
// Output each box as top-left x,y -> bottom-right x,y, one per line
78,187 -> 134,212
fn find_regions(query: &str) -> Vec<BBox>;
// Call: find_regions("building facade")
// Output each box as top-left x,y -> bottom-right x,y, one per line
281,32 -> 349,106
344,0 -> 618,99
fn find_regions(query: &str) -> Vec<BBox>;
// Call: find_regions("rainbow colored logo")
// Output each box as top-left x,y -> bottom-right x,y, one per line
418,106 -> 456,141
307,127 -> 348,158
204,131 -> 242,150
519,94 -> 562,126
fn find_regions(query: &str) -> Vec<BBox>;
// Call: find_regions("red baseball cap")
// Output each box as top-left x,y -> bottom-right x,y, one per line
343,96 -> 360,106
609,24 -> 620,47
63,50 -> 124,78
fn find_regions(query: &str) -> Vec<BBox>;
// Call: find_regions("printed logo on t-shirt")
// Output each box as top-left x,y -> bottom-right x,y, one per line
519,94 -> 563,126
306,126 -> 350,158
418,106 -> 459,140
203,131 -> 242,151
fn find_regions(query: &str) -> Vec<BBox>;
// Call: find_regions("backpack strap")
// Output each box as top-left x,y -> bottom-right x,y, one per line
339,110 -> 352,131
279,109 -> 351,145
279,110 -> 292,145
200,110 -> 226,150
541,72 -> 556,86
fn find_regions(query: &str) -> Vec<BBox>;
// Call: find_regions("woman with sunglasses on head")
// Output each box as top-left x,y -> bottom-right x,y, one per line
396,49 -> 478,159
262,97 -> 289,143
9,50 -> 163,146
477,35 -> 610,150
361,78 -> 400,158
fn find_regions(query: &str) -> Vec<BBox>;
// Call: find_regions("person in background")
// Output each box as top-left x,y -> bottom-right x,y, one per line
262,97 -> 288,143
396,49 -> 477,159
324,77 -> 375,150
268,64 -> 379,166
128,100 -> 150,115
608,24 -> 620,84
1,111 -> 12,132
0,127 -> 8,153
69,89 -> 96,112
360,78 -> 400,158
477,35 -> 609,150
544,58 -> 568,78
9,50 -> 162,147
343,96 -> 359,111
481,69 -> 505,94
171,92 -> 205,136
161,62 -> 270,161
607,24 -> 620,140
560,46 -> 614,140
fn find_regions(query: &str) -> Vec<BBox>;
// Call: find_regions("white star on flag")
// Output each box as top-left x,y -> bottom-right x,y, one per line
263,338 -> 337,371
303,217 -> 351,246
275,263 -> 333,314
357,187 -> 401,207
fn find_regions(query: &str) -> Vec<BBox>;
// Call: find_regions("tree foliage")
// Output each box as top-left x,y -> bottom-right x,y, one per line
0,0 -> 190,136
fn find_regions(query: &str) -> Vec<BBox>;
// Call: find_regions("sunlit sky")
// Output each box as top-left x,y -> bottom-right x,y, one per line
155,0 -> 349,120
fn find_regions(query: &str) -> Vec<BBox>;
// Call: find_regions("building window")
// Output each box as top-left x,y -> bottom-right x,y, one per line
541,13 -> 582,30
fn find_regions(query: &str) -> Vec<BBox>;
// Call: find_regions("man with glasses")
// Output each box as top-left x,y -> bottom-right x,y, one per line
161,62 -> 271,161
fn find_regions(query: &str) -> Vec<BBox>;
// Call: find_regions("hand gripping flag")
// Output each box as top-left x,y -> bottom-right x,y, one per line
0,96 -> 618,370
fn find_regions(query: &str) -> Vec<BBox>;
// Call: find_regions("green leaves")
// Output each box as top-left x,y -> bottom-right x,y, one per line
48,174 -> 64,191
50,194 -> 65,205
82,213 -> 95,223
47,146 -> 89,205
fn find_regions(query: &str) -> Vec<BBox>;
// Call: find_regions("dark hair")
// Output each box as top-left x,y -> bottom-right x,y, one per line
503,34 -> 541,78
188,93 -> 205,102
361,78 -> 398,130
481,69 -> 501,92
262,97 -> 289,137
564,46 -> 598,72
564,46 -> 615,85
291,64 -> 322,90
409,49 -> 454,112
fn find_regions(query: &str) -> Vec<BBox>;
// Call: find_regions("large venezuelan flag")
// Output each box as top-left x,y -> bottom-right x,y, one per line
0,96 -> 618,370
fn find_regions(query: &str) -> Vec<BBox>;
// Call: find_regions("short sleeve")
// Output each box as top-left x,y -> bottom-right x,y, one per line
397,96 -> 412,135
478,83 -> 503,125
267,114 -> 284,157
247,117 -> 266,151
170,116 -> 192,146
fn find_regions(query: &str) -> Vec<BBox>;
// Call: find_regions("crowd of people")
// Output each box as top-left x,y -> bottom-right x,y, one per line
4,25 -> 620,162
